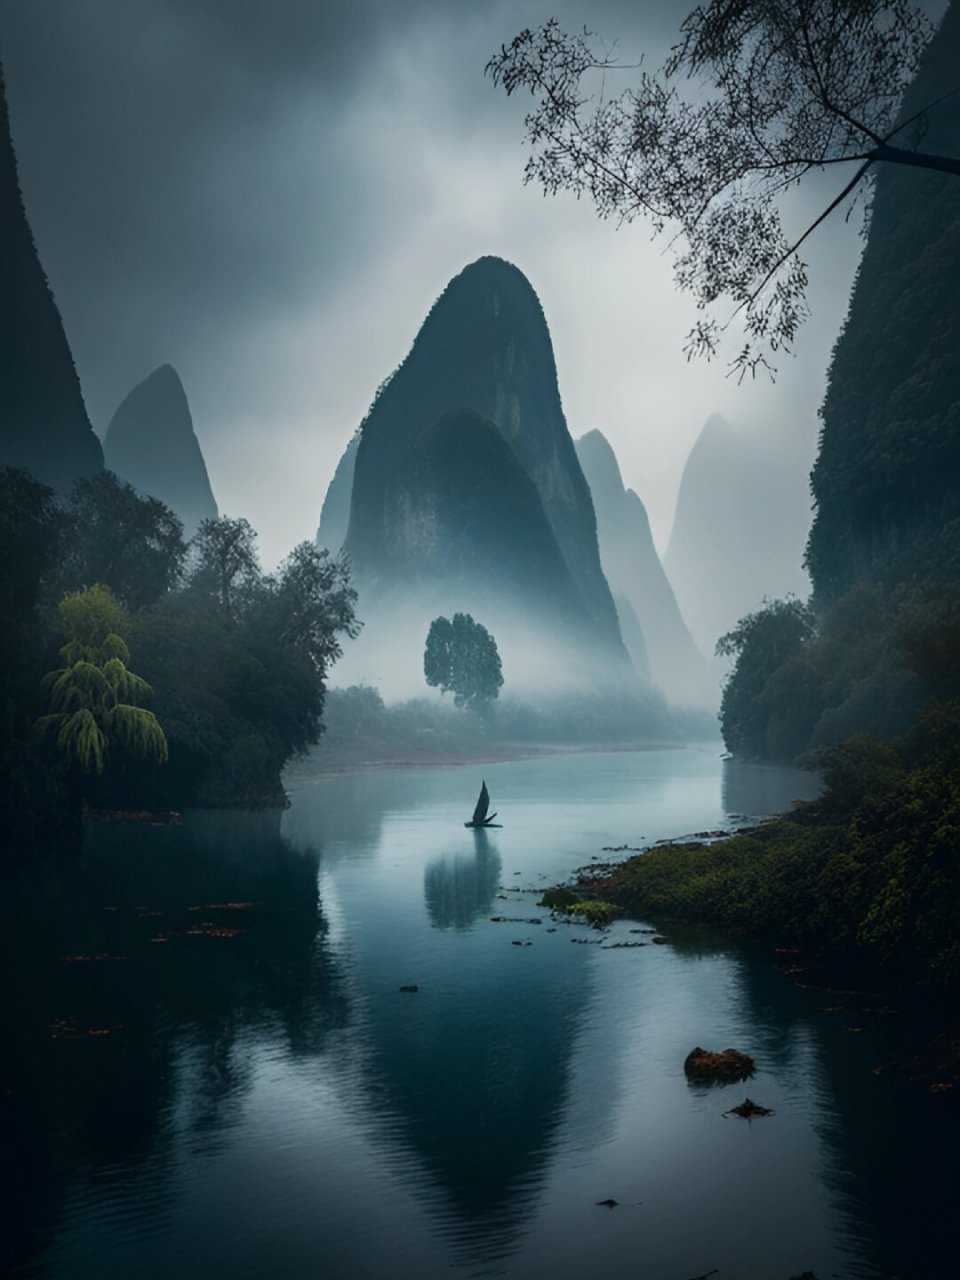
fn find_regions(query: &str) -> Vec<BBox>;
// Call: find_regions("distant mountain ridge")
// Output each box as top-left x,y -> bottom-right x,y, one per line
664,413 -> 810,656
343,256 -> 626,666
0,62 -> 102,489
104,364 -> 217,537
575,430 -> 713,706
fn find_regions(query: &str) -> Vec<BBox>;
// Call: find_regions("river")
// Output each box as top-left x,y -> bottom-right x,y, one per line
3,747 -> 956,1279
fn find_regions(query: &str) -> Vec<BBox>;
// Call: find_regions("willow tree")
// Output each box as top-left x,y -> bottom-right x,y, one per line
488,1 -> 958,377
37,583 -> 168,776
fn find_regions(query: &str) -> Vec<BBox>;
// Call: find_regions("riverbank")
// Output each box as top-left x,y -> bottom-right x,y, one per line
288,737 -> 697,779
542,710 -> 960,1088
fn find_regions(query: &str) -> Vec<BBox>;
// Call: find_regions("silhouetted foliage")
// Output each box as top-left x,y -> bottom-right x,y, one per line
488,2 -> 957,376
717,587 -> 936,761
187,515 -> 260,613
0,469 -> 74,852
424,613 -> 503,712
717,598 -> 817,760
128,540 -> 359,807
57,470 -> 187,610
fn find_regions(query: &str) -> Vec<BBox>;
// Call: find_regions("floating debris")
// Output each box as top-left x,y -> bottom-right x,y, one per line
489,916 -> 542,925
187,902 -> 264,911
596,1198 -> 618,1208
723,1097 -> 775,1119
60,954 -> 128,964
50,1016 -> 122,1040
602,941 -> 646,949
399,985 -> 419,993
183,925 -> 245,938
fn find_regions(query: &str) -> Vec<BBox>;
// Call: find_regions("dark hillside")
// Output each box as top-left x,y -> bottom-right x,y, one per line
807,2 -> 960,598
0,64 -> 102,489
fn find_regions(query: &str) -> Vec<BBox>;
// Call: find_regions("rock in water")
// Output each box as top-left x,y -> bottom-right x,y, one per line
104,365 -> 217,538
0,63 -> 102,489
684,1046 -> 756,1083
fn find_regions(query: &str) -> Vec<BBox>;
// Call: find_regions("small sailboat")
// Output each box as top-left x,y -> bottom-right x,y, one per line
465,779 -> 502,828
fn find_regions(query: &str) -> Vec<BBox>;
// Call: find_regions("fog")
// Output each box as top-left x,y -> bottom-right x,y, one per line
2,0 -> 868,570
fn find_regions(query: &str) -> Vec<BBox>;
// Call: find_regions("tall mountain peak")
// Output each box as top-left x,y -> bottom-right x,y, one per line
345,257 -> 625,665
104,364 -> 217,537
0,62 -> 103,489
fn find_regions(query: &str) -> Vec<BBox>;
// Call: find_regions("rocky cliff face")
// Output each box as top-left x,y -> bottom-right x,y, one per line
344,257 -> 626,667
664,414 -> 811,656
316,432 -> 359,555
104,365 -> 217,537
575,430 -> 713,706
334,409 -> 620,694
807,1 -> 960,598
0,64 -> 102,489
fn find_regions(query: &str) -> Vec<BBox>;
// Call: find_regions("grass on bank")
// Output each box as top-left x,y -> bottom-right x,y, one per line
553,704 -> 960,993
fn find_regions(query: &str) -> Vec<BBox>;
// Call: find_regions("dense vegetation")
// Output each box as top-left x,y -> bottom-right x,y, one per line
562,703 -> 960,991
1,466 -> 358,854
719,6 -> 960,764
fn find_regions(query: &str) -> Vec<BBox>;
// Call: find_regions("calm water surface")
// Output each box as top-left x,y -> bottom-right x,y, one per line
4,748 -> 956,1279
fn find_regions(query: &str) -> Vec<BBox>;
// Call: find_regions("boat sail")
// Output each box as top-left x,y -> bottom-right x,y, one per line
465,780 -> 501,828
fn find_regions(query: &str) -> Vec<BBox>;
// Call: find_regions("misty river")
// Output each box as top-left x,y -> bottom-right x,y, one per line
4,748 -> 956,1279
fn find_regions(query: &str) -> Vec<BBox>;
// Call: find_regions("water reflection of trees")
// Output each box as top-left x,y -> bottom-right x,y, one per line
423,828 -> 502,931
1,811 -> 348,1277
722,757 -> 820,817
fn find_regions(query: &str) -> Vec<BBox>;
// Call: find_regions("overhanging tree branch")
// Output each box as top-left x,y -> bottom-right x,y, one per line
488,2 -> 958,377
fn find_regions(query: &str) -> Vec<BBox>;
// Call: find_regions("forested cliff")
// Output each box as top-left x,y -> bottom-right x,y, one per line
721,3 -> 960,762
806,0 -> 960,599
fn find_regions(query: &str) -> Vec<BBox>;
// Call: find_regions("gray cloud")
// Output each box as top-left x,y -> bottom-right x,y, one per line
2,0 -> 865,564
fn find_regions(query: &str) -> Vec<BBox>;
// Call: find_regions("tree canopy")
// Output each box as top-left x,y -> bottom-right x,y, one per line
59,470 -> 186,609
424,613 -> 504,713
488,1 -> 958,376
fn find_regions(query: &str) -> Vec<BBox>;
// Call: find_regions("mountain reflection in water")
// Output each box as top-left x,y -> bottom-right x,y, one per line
3,750 -> 956,1280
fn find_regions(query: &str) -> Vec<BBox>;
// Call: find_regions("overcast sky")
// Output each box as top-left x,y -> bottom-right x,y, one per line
2,0 -> 871,566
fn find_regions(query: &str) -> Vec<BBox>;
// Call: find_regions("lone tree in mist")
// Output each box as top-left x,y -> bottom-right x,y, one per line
424,613 -> 503,713
488,1 -> 960,378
